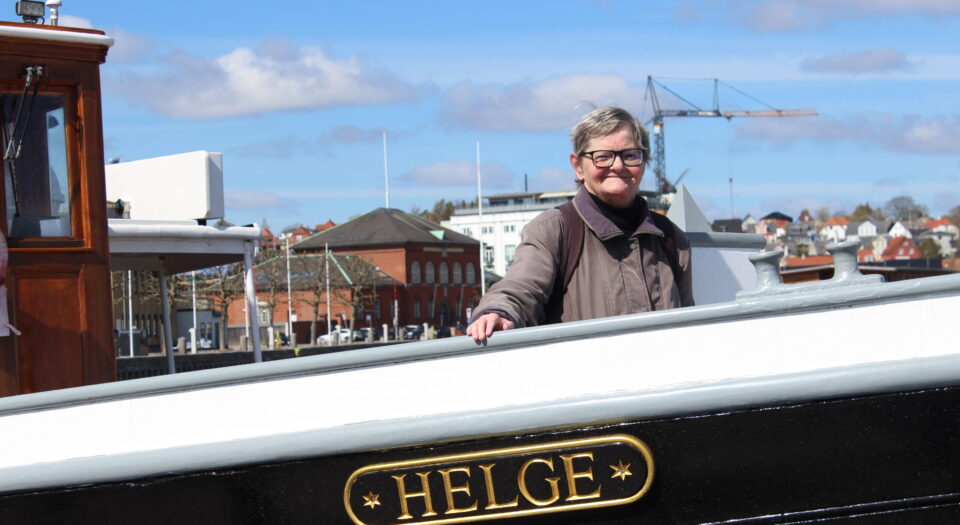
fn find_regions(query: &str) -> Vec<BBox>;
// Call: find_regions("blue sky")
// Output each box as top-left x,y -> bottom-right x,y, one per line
24,0 -> 960,229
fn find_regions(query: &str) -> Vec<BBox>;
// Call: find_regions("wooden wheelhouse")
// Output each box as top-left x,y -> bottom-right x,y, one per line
0,22 -> 114,395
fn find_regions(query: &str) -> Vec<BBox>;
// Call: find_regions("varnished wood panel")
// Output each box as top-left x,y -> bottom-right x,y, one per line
12,271 -> 83,392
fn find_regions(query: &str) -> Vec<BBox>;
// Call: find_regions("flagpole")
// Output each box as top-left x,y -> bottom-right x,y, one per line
325,243 -> 332,336
477,140 -> 486,295
286,237 -> 293,342
383,131 -> 390,209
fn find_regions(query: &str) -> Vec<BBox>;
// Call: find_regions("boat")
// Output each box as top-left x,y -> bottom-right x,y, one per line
2,15 -> 959,525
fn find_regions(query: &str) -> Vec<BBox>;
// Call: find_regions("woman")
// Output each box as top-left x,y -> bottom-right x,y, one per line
466,106 -> 694,342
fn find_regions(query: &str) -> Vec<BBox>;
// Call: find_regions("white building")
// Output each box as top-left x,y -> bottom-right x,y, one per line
443,191 -> 575,277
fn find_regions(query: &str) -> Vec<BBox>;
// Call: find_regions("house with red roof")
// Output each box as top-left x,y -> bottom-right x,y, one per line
925,217 -> 958,236
882,237 -> 920,261
260,227 -> 282,252
819,216 -> 849,243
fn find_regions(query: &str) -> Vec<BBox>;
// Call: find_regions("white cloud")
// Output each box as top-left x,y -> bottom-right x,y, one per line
57,15 -> 92,29
231,135 -> 318,159
401,161 -> 514,188
112,39 -> 427,119
231,125 -> 394,159
736,113 -> 960,154
225,190 -> 293,210
527,167 -> 577,192
440,74 -> 647,132
800,48 -> 915,75
681,0 -> 960,33
105,27 -> 156,63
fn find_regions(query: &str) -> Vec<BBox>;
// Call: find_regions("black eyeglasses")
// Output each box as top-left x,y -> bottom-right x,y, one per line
581,149 -> 645,168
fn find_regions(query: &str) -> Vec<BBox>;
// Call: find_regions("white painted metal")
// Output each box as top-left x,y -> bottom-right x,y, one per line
0,24 -> 113,47
243,241 -> 261,360
159,270 -> 175,373
191,271 -> 197,354
0,287 -> 957,494
105,151 -> 224,221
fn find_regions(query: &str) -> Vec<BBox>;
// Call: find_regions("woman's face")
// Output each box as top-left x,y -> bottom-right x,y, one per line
570,124 -> 644,208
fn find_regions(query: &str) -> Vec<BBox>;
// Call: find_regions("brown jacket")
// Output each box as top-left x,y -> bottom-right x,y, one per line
474,188 -> 694,327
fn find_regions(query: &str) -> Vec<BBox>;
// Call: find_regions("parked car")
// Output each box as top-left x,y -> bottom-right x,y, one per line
402,325 -> 423,340
358,327 -> 378,342
317,328 -> 353,345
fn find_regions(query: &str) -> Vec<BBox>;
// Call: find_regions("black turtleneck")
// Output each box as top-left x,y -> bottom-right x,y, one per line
587,192 -> 644,235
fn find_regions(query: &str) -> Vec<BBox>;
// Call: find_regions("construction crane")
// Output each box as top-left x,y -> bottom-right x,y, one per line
645,76 -> 817,204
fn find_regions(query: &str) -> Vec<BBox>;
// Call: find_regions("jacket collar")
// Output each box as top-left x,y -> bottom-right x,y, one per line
572,186 -> 663,241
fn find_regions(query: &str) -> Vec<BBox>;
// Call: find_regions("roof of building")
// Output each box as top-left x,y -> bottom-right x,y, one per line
315,220 -> 336,232
761,211 -> 793,222
294,207 -> 479,250
826,216 -> 849,226
784,255 -> 834,268
882,236 -> 918,258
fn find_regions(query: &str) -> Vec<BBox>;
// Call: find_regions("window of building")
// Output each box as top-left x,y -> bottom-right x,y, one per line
462,227 -> 472,236
503,224 -> 515,233
505,244 -> 517,266
428,297 -> 435,318
258,302 -> 271,325
466,262 -> 476,284
482,226 -> 493,234
439,262 -> 449,284
413,298 -> 421,319
425,261 -> 435,284
483,246 -> 494,267
411,261 -> 421,284
452,262 -> 463,284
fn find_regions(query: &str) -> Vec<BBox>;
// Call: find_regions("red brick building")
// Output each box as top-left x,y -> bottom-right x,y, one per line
295,208 -> 484,328
226,208 -> 485,343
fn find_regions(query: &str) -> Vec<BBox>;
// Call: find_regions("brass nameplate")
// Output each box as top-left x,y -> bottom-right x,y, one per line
343,434 -> 654,524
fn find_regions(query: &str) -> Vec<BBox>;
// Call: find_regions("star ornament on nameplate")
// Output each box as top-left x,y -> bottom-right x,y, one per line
610,460 -> 632,481
363,491 -> 381,509
343,434 -> 655,524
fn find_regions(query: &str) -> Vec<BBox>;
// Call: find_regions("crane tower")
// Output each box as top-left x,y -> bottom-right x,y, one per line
645,76 -> 817,204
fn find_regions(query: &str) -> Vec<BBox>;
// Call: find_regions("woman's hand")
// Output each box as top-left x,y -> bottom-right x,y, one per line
466,312 -> 515,343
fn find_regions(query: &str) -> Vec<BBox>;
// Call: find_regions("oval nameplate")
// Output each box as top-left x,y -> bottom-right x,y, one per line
343,434 -> 654,524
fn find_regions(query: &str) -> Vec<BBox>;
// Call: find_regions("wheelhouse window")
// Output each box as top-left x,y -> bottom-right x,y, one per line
2,92 -> 72,239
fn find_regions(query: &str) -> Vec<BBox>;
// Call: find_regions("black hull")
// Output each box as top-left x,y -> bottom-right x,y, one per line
5,385 -> 960,524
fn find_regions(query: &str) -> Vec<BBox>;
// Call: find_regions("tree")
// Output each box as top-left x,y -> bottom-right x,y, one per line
254,248 -> 289,343
418,198 -> 477,224
848,203 -> 885,222
948,205 -> 960,228
205,263 -> 244,350
329,254 -> 380,339
293,254 -> 332,345
918,238 -> 941,258
814,206 -> 832,223
883,195 -> 928,223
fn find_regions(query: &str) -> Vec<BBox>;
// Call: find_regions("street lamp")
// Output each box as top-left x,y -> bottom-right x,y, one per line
286,237 -> 293,344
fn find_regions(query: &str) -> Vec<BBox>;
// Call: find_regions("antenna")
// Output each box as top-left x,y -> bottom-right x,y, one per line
46,0 -> 61,26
